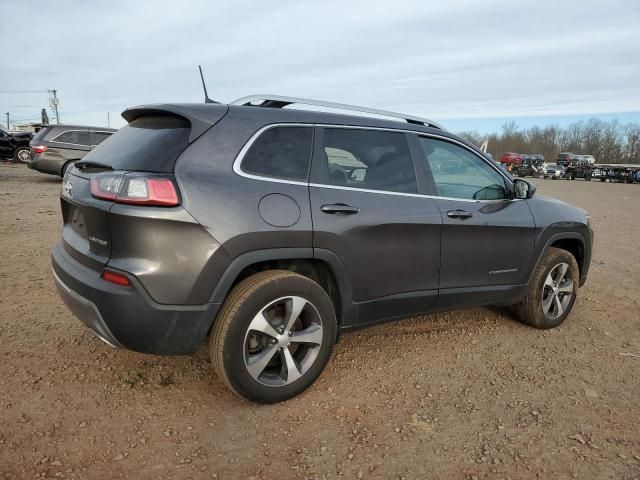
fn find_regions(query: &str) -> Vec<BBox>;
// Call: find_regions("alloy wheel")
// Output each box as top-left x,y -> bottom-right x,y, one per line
17,149 -> 30,162
541,262 -> 573,320
243,296 -> 323,387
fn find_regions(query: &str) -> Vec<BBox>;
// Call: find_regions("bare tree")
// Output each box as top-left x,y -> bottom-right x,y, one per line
457,118 -> 637,164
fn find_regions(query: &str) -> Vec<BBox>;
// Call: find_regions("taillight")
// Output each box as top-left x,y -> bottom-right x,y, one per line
102,270 -> 131,286
90,173 -> 180,206
31,145 -> 48,154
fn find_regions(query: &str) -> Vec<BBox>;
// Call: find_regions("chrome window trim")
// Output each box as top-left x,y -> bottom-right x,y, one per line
50,129 -> 114,147
232,123 -> 312,187
233,123 -> 515,204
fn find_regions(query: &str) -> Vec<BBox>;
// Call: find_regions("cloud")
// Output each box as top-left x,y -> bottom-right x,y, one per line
1,0 -> 638,128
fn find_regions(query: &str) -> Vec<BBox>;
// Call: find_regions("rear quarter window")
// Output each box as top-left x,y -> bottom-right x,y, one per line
240,126 -> 313,181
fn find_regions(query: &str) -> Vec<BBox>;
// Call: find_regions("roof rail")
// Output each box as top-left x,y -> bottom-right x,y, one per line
230,95 -> 445,130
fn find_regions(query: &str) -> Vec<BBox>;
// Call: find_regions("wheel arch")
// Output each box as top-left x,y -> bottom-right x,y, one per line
209,248 -> 355,327
529,232 -> 587,284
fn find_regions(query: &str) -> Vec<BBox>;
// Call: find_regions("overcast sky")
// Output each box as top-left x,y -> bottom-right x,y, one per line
1,0 -> 639,132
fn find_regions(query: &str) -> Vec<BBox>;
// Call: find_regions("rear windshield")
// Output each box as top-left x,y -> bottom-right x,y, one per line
30,127 -> 51,144
82,115 -> 190,172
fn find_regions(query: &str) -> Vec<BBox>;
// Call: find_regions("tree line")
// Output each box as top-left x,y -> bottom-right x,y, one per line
457,119 -> 640,164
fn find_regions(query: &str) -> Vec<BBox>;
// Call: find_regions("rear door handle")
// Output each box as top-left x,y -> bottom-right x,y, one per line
321,203 -> 360,215
446,209 -> 473,219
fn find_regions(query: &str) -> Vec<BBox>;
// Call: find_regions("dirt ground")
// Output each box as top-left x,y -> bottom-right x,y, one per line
1,162 -> 639,480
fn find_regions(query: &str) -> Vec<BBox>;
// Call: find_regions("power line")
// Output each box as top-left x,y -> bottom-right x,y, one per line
0,90 -> 48,94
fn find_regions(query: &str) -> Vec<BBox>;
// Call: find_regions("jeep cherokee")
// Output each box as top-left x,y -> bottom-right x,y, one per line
51,95 -> 593,403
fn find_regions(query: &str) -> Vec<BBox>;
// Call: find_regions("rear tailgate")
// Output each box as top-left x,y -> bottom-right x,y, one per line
59,104 -> 228,271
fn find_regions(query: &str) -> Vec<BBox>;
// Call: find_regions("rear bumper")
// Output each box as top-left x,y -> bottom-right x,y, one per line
28,153 -> 64,175
51,242 -> 220,355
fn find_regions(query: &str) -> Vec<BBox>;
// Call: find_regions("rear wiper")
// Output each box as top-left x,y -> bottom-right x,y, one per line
74,160 -> 113,170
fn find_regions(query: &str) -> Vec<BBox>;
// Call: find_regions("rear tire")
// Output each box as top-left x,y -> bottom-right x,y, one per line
61,161 -> 75,177
210,270 -> 337,403
515,247 -> 579,329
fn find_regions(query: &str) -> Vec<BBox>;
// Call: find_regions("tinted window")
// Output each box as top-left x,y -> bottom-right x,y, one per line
321,128 -> 417,194
242,126 -> 312,180
76,131 -> 91,146
30,127 -> 50,144
52,130 -> 91,146
93,132 -> 112,145
419,137 -> 507,200
52,131 -> 76,144
78,115 -> 190,172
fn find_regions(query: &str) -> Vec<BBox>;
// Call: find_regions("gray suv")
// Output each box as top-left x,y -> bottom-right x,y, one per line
51,95 -> 593,403
28,124 -> 116,176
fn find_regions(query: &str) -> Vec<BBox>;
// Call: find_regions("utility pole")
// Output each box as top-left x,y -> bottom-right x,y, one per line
5,112 -> 8,129
107,112 -> 110,128
48,89 -> 60,124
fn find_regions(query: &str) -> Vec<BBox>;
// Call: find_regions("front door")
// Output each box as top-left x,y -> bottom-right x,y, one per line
310,127 -> 442,324
413,135 -> 535,304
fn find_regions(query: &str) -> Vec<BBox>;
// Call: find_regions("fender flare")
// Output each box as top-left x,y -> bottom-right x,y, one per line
207,247 -> 356,325
527,231 -> 587,285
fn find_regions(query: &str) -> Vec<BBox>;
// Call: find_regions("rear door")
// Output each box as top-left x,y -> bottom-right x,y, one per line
50,128 -> 92,158
309,126 -> 442,323
90,130 -> 114,148
413,135 -> 535,304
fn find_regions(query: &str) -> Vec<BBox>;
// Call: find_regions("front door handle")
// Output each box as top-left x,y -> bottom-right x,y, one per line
446,209 -> 473,219
321,203 -> 360,215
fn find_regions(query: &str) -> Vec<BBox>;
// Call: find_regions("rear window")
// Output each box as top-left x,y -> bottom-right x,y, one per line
30,127 -> 51,144
81,115 -> 190,172
241,126 -> 313,181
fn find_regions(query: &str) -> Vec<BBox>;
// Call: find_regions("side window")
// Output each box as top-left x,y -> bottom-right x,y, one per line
76,131 -> 91,146
241,126 -> 312,181
93,132 -> 112,145
53,131 -> 76,144
52,130 -> 91,146
418,137 -> 508,200
320,128 -> 417,194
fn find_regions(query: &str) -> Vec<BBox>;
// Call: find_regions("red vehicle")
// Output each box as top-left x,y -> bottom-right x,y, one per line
500,152 -> 524,165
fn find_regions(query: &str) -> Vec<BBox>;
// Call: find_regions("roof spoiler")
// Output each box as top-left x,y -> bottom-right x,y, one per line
121,104 -> 228,143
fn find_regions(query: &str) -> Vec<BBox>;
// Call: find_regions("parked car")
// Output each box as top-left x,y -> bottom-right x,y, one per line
500,152 -> 524,165
28,124 -> 116,177
513,154 -> 546,177
577,154 -> 595,165
557,152 -> 579,166
0,125 -> 33,162
544,163 -> 565,179
52,95 -> 593,403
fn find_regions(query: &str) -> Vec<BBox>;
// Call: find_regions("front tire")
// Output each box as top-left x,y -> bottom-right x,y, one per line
14,146 -> 30,163
210,270 -> 337,403
515,247 -> 579,329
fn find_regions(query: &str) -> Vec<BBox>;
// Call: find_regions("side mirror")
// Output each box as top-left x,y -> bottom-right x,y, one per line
513,178 -> 536,199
